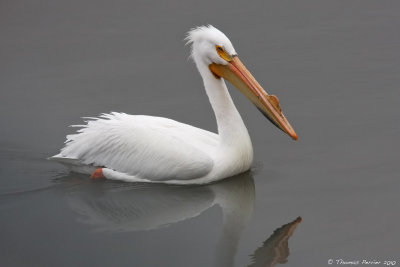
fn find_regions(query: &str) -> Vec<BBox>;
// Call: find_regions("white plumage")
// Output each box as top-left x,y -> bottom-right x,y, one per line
51,25 -> 297,184
54,113 -> 217,182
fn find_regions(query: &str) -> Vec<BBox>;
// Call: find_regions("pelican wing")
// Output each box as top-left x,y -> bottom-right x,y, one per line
53,112 -> 218,181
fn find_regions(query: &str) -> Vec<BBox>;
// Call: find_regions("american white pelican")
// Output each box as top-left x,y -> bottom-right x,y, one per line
51,25 -> 297,184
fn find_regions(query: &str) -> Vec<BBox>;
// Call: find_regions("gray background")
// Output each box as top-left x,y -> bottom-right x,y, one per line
1,0 -> 399,266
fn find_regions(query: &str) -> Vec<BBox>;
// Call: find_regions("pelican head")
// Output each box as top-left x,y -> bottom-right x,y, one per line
186,25 -> 297,140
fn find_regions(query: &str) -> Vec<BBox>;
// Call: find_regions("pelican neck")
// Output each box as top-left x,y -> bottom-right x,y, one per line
200,68 -> 251,145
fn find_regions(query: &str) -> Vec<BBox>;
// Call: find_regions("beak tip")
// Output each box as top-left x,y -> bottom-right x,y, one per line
291,133 -> 298,141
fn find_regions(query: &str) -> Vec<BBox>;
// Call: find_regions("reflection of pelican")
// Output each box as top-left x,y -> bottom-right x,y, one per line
61,173 -> 301,266
51,25 -> 297,184
65,172 -> 254,233
65,172 -> 254,266
248,217 -> 302,267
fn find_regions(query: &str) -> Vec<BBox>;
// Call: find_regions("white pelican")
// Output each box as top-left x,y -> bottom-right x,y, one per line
51,25 -> 297,184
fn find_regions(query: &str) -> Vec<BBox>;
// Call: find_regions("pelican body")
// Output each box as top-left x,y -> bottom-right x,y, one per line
51,26 -> 297,184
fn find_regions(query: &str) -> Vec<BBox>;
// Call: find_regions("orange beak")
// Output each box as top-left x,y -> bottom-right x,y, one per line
209,56 -> 297,141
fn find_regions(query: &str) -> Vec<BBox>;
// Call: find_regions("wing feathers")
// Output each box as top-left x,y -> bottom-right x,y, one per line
55,113 -> 216,181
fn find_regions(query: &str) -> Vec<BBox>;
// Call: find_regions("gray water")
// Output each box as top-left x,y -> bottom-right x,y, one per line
1,1 -> 399,266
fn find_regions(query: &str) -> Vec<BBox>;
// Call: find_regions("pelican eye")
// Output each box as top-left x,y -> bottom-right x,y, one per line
216,45 -> 232,62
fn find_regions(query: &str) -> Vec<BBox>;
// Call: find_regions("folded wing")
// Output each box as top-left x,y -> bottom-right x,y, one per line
52,112 -> 218,181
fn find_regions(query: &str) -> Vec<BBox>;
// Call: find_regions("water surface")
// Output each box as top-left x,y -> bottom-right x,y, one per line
1,1 -> 399,266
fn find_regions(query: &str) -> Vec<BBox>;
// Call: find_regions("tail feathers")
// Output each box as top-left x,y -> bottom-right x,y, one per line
48,155 -> 82,166
49,155 -> 96,175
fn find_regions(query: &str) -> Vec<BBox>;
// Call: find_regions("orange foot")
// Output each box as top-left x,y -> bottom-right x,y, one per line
90,168 -> 105,179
